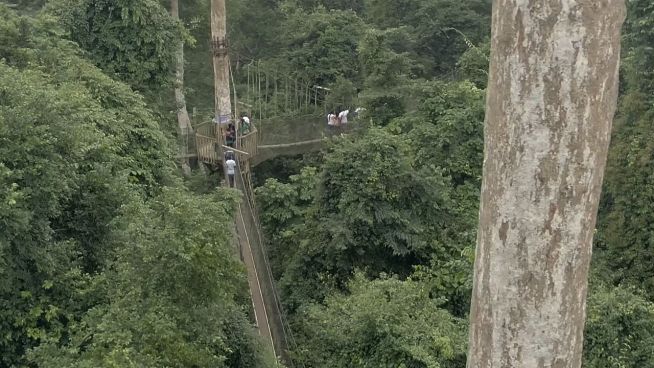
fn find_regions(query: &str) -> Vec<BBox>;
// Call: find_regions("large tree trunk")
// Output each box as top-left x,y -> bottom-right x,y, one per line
171,0 -> 192,176
211,0 -> 231,125
467,1 -> 626,367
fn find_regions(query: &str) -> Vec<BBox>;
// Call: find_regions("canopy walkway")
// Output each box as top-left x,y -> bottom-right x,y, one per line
184,110 -> 336,368
184,58 -> 355,366
232,160 -> 293,363
189,113 -> 329,166
187,59 -> 346,167
197,116 -> 336,366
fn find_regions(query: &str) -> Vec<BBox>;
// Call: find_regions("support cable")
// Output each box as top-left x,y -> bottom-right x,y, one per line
237,165 -> 305,368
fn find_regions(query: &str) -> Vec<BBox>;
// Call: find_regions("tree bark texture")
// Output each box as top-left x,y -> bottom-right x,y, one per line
171,0 -> 191,131
171,0 -> 191,175
211,0 -> 231,124
467,1 -> 625,368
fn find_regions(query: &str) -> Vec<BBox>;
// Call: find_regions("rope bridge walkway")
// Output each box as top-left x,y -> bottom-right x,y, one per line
203,125 -> 313,367
187,59 -> 342,167
195,112 -> 333,367
194,112 -> 361,367
188,113 -> 330,167
183,60 -> 354,367
232,163 -> 298,364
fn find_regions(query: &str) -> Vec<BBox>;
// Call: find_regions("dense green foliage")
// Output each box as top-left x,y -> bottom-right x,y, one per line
282,7 -> 364,86
48,0 -> 185,91
594,0 -> 654,298
257,79 -> 486,362
249,1 -> 654,366
28,188 -> 256,367
4,0 -> 654,366
182,0 -> 492,116
583,282 -> 654,368
0,5 -> 274,367
294,274 -> 468,368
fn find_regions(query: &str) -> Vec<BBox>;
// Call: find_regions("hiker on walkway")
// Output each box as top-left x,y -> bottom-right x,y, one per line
225,123 -> 236,147
240,115 -> 252,135
327,112 -> 335,126
338,109 -> 349,125
225,152 -> 236,188
329,112 -> 339,127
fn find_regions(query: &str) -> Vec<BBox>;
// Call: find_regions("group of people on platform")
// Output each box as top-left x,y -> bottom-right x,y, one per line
225,115 -> 253,148
217,115 -> 253,188
327,107 -> 363,128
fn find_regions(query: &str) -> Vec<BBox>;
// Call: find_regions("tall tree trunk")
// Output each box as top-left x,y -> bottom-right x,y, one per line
211,0 -> 231,125
467,1 -> 626,367
170,0 -> 191,175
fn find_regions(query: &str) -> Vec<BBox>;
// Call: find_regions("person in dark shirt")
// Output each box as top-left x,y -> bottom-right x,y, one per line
225,123 -> 236,147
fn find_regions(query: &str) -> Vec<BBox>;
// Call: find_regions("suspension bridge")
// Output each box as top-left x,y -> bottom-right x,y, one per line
180,60 -> 357,366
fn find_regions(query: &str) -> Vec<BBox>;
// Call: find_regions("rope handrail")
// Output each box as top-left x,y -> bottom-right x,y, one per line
191,111 -> 324,122
240,129 -> 258,139
258,138 -> 324,149
237,165 -> 305,368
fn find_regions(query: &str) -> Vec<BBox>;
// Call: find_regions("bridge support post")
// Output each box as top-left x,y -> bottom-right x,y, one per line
211,0 -> 231,161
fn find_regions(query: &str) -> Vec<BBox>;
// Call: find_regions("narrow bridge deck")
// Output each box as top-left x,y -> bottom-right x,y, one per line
191,114 -> 331,166
234,167 -> 291,363
188,114 -> 358,367
234,168 -> 276,357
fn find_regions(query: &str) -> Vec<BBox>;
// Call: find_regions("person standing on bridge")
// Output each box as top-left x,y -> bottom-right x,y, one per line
225,152 -> 236,188
352,107 -> 365,119
327,112 -> 339,137
338,109 -> 349,125
225,123 -> 236,147
240,115 -> 252,135
329,112 -> 339,127
327,112 -> 334,126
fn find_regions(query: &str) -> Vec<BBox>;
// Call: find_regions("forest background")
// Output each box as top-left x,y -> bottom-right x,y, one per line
1,0 -> 653,367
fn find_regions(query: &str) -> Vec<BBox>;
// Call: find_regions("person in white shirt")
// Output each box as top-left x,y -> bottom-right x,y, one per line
327,113 -> 336,126
225,153 -> 236,188
338,110 -> 349,125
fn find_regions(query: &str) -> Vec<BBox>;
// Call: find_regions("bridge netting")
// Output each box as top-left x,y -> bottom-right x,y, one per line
184,56 -> 361,162
177,60 -> 356,367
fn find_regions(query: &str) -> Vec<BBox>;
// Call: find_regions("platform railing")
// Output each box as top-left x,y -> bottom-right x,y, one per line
195,134 -> 220,165
237,129 -> 259,159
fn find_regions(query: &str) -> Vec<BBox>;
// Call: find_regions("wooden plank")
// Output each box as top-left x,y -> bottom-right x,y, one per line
221,145 -> 250,155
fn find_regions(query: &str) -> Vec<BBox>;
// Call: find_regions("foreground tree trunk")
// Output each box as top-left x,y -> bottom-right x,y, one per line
170,0 -> 192,175
467,1 -> 626,367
